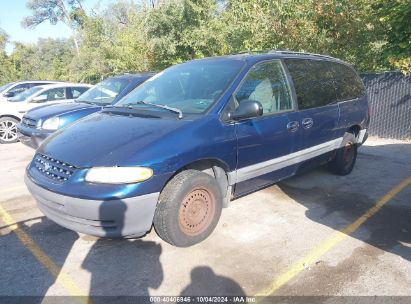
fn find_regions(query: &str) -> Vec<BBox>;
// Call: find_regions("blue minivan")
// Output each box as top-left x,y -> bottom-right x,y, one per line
25,51 -> 369,247
17,73 -> 154,149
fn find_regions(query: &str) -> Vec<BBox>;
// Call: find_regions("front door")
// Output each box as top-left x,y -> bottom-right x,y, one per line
232,60 -> 300,196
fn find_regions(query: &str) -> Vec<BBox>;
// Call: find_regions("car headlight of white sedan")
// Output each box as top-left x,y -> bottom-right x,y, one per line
85,167 -> 153,184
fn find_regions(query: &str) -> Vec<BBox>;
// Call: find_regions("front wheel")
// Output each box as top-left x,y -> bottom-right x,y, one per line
328,137 -> 358,176
0,117 -> 19,144
153,169 -> 223,247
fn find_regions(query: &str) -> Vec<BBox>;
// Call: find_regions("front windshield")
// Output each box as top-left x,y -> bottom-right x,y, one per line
116,59 -> 245,114
0,82 -> 14,93
76,78 -> 130,105
8,86 -> 43,102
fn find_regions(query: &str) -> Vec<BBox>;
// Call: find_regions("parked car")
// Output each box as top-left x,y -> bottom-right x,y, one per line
0,83 -> 92,144
17,73 -> 155,149
25,51 -> 369,247
0,80 -> 61,102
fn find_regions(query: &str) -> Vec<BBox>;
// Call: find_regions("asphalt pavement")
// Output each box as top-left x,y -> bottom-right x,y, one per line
0,137 -> 410,299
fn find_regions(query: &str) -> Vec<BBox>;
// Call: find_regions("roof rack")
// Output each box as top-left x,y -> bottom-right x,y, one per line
229,49 -> 338,60
228,50 -> 266,56
268,50 -> 337,60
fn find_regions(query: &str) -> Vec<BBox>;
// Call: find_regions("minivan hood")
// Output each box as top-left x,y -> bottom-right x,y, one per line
25,102 -> 98,121
38,112 -> 192,168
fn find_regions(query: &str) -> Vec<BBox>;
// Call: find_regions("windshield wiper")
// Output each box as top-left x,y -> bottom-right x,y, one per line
124,100 -> 184,119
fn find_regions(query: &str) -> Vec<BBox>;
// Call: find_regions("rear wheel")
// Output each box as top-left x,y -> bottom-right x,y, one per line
0,117 -> 19,144
328,134 -> 357,176
153,169 -> 223,247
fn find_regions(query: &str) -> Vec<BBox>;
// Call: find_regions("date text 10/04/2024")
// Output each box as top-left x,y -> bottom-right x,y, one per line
149,297 -> 256,303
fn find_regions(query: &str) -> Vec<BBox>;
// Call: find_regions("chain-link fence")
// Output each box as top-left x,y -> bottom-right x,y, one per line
361,72 -> 410,140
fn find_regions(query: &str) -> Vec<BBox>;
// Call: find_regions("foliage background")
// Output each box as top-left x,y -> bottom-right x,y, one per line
0,0 -> 409,84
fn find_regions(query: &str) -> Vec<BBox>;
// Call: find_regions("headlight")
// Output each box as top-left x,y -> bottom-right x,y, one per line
85,167 -> 153,184
42,117 -> 60,130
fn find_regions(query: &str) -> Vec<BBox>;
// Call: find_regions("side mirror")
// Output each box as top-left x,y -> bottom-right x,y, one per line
3,92 -> 15,98
229,99 -> 263,121
32,95 -> 47,103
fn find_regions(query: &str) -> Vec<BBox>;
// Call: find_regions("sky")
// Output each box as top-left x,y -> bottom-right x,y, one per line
0,0 -> 112,53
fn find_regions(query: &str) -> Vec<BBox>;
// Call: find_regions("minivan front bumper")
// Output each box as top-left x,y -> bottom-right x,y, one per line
25,174 -> 160,238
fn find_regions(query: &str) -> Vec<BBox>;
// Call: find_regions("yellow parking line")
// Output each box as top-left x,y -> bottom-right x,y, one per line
0,205 -> 89,301
0,186 -> 26,196
256,176 -> 411,296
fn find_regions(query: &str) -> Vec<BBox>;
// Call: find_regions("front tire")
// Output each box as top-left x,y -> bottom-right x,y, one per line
153,169 -> 223,247
328,135 -> 358,176
0,117 -> 19,144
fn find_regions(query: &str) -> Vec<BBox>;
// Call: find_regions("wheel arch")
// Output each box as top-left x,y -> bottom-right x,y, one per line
342,124 -> 364,146
347,124 -> 361,136
161,158 -> 232,207
0,114 -> 21,122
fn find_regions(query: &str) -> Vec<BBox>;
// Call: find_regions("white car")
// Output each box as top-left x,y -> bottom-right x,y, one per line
0,80 -> 61,102
0,83 -> 92,144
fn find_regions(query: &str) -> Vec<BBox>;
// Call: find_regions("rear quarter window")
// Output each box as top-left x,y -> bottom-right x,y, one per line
331,63 -> 366,101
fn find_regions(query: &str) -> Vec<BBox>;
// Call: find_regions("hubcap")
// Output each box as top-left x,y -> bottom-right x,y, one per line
179,188 -> 216,236
0,120 -> 17,142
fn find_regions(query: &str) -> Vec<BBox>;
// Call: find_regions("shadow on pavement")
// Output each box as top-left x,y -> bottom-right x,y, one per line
181,266 -> 246,296
0,214 -> 78,302
278,143 -> 411,262
1,197 -> 248,298
82,199 -> 163,297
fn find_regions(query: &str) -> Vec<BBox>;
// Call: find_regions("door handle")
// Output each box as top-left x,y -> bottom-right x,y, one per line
302,118 -> 314,129
287,121 -> 299,132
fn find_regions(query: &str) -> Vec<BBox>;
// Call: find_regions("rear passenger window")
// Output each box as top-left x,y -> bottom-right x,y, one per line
45,88 -> 66,101
331,63 -> 365,101
71,87 -> 88,98
235,60 -> 293,115
284,59 -> 338,109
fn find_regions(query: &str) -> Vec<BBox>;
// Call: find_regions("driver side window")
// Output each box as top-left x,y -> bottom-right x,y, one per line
235,60 -> 293,115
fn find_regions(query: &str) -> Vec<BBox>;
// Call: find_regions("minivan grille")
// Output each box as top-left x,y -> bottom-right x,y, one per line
22,117 -> 37,128
33,153 -> 76,182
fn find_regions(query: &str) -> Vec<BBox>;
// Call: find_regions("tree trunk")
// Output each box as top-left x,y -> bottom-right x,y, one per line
72,32 -> 80,57
57,0 -> 80,56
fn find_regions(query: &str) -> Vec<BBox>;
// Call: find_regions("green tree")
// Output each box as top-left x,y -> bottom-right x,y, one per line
8,38 -> 74,81
372,0 -> 411,73
0,28 -> 13,84
213,0 -> 381,72
145,0 -> 220,69
74,1 -> 152,81
2,0 -> 408,84
22,0 -> 86,56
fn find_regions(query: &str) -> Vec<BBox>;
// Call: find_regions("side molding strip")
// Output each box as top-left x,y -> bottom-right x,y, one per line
229,137 -> 344,185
